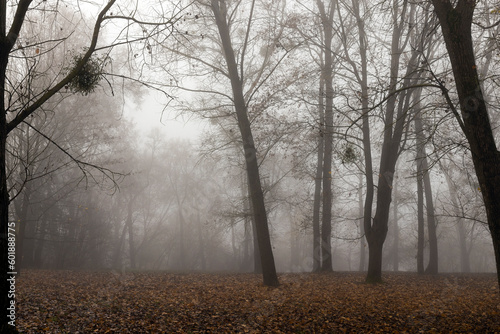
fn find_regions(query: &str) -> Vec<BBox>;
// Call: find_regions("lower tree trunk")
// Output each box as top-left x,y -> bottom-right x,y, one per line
366,233 -> 385,283
392,177 -> 399,272
358,174 -> 366,272
444,169 -> 471,273
416,169 -> 425,274
366,168 -> 392,283
113,223 -> 127,270
252,216 -> 262,274
423,165 -> 438,275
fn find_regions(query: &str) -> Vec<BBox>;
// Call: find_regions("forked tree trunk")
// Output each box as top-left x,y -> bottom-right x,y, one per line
366,0 -> 412,283
431,0 -> 500,287
415,106 -> 438,274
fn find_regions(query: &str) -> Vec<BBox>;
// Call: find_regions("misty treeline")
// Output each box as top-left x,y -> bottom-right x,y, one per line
2,0 -> 500,301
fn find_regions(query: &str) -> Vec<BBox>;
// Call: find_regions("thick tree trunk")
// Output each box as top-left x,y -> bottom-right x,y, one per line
431,0 -> 500,287
211,0 -> 278,286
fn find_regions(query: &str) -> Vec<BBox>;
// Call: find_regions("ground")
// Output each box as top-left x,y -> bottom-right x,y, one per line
15,270 -> 500,333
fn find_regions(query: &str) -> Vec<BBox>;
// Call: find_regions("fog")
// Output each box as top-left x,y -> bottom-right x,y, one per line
4,0 -> 499,281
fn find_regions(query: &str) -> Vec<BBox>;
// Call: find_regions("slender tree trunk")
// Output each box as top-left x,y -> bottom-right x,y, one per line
392,174 -> 399,272
350,0 -> 373,275
416,159 -> 425,274
113,223 -> 128,270
127,201 -> 136,270
442,166 -> 471,273
358,173 -> 366,271
211,0 -> 278,286
422,155 -> 438,275
316,0 -> 335,273
431,0 -> 500,288
415,106 -> 438,274
197,211 -> 205,271
312,79 -> 324,272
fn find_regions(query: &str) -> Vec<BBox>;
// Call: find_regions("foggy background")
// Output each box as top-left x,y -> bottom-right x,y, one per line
6,0 -> 497,276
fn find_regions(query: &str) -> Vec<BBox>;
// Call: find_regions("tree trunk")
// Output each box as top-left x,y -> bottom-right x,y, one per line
358,173 -> 366,272
1,10 -> 18,329
392,174 -> 399,272
416,160 -> 425,274
312,79 -> 324,273
415,105 -> 438,274
365,0 -> 414,283
316,0 -> 335,273
431,0 -> 500,287
211,0 -> 278,286
443,168 -> 471,273
350,0 -> 373,275
422,153 -> 438,275
127,201 -> 136,270
113,223 -> 128,270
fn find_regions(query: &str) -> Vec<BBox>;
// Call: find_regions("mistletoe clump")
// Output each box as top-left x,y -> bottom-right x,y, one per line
66,52 -> 108,95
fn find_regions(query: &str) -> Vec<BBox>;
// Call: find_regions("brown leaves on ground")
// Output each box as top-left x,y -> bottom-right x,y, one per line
17,270 -> 500,333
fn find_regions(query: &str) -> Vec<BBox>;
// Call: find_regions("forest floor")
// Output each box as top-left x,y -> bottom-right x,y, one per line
15,270 -> 500,333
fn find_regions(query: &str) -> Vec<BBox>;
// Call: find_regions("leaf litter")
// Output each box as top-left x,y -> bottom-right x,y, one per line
16,270 -> 500,333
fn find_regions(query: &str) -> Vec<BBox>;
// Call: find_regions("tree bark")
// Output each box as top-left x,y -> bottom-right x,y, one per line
431,0 -> 500,287
210,0 -> 278,286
